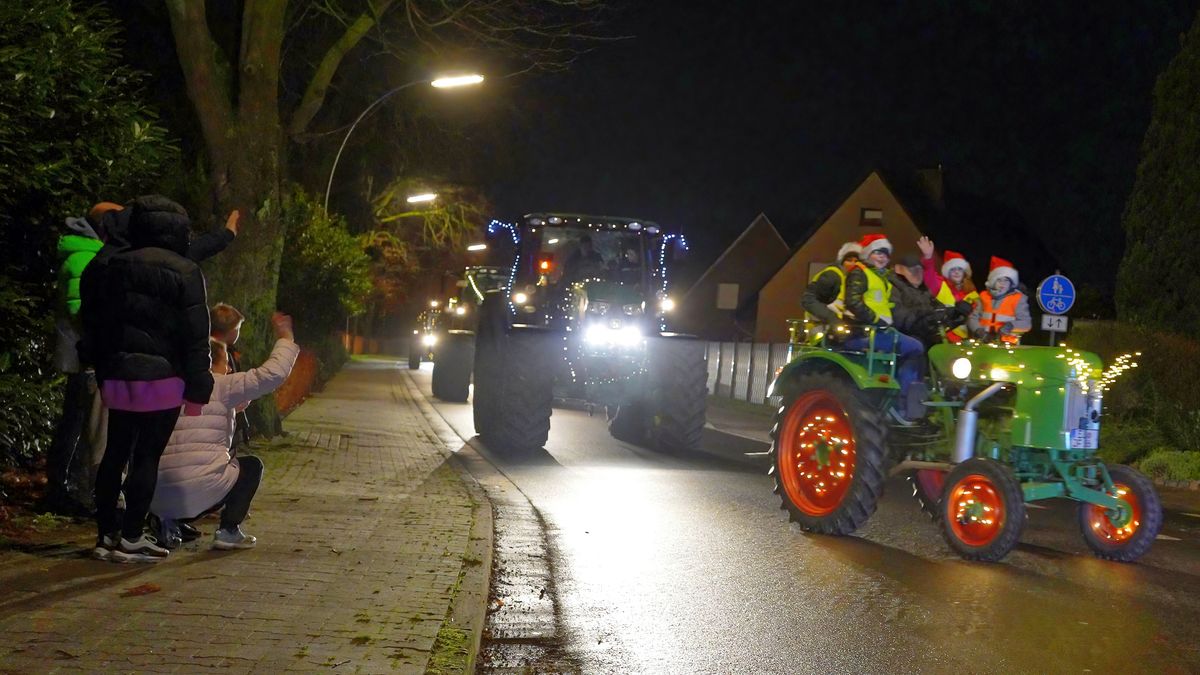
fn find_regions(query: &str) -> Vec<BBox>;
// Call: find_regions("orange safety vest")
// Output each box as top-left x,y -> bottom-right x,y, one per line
978,291 -> 1025,344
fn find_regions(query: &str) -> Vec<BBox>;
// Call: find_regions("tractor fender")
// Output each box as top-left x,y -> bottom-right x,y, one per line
769,350 -> 900,400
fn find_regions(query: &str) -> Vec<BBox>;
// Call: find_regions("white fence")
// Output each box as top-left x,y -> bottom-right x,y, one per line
705,342 -> 792,405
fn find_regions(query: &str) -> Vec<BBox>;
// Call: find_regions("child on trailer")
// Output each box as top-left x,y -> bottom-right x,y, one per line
968,256 -> 1031,344
916,236 -> 979,343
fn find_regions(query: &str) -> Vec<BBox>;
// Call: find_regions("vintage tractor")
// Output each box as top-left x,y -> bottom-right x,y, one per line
768,316 -> 1162,562
470,213 -> 706,456
408,301 -> 442,370
430,265 -> 511,402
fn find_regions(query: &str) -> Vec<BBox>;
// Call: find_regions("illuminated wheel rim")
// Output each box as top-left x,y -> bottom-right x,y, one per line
946,474 -> 1006,547
1087,483 -> 1142,543
778,391 -> 857,517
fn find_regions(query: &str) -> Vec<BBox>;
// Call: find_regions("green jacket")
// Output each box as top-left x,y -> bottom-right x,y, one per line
58,233 -> 103,316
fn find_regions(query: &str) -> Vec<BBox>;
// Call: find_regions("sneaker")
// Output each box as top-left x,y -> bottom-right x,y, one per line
110,534 -> 170,563
150,515 -> 182,550
888,405 -> 917,427
212,526 -> 256,550
178,522 -> 202,542
91,533 -> 118,561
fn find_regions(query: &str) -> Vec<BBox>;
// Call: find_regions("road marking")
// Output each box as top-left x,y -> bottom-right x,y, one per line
1156,534 -> 1182,541
1182,513 -> 1200,519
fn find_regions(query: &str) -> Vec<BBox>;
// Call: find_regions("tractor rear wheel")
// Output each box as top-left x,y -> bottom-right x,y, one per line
408,343 -> 421,370
770,373 -> 888,535
432,333 -> 473,402
907,469 -> 946,522
472,295 -> 553,456
1077,464 -> 1162,562
649,338 -> 707,454
939,458 -> 1025,562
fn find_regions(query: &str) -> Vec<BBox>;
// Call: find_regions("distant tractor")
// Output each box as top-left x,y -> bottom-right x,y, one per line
429,266 -> 510,402
470,213 -> 706,456
408,302 -> 442,370
769,316 -> 1161,562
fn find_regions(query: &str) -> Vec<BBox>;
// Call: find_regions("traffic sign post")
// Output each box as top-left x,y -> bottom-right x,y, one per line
1036,273 -> 1075,346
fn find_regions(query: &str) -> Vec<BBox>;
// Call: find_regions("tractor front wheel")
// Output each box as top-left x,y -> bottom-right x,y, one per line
1077,464 -> 1162,562
432,333 -> 473,402
408,343 -> 422,370
771,373 -> 888,535
939,458 -> 1025,562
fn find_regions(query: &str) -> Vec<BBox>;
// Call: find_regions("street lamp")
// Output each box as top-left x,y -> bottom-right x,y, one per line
323,73 -> 484,211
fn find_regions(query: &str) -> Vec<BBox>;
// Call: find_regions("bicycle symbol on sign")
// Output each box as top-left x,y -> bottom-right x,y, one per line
1045,297 -> 1067,313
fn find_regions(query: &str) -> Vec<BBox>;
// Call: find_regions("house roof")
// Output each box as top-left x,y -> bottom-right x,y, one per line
681,212 -> 789,306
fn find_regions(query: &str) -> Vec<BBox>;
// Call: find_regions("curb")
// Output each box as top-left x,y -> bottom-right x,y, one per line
1153,477 -> 1200,492
398,370 -> 493,672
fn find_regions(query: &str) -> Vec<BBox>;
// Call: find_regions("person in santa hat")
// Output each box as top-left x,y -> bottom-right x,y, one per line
967,256 -> 1032,344
801,241 -> 861,325
916,236 -> 979,342
845,233 -> 925,423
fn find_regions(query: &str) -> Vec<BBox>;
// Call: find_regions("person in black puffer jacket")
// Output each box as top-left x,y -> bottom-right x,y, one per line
79,195 -> 214,563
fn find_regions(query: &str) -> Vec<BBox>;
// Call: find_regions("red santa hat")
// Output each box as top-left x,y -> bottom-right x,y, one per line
941,250 -> 971,278
836,241 -> 862,262
986,256 -> 1018,287
858,233 -> 892,258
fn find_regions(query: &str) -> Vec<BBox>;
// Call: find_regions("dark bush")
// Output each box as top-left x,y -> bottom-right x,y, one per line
0,279 -> 63,469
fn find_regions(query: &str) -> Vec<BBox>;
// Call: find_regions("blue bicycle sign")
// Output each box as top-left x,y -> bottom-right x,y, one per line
1037,274 -> 1075,315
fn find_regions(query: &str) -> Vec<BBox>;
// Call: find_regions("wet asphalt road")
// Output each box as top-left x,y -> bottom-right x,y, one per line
408,365 -> 1200,674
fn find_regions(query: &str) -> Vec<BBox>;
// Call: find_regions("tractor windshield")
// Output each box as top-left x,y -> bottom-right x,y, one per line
537,226 -> 645,285
461,268 -> 509,304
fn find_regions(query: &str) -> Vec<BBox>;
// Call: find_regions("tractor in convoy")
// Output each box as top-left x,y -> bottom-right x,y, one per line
408,301 -> 441,370
466,213 -> 706,456
429,265 -> 510,402
769,315 -> 1161,562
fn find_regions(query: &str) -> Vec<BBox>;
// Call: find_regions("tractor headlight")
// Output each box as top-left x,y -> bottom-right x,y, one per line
422,334 -> 437,347
660,296 -> 675,312
585,324 -> 642,347
951,357 -> 972,380
512,292 -> 528,305
455,306 -> 466,316
622,303 -> 642,315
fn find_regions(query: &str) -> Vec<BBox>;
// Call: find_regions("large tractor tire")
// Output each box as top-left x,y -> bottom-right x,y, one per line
770,372 -> 888,535
432,332 -> 474,402
472,295 -> 553,456
648,338 -> 708,454
1076,464 -> 1162,562
939,457 -> 1026,562
408,343 -> 422,370
608,400 -> 648,445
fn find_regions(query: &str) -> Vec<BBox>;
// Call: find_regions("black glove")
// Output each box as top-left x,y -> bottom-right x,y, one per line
954,300 -> 973,317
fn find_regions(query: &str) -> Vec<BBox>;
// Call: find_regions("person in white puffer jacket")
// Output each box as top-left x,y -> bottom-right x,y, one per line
151,312 -> 299,550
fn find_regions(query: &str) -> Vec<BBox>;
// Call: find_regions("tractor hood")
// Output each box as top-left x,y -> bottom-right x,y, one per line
577,280 -> 646,316
928,342 -> 1103,386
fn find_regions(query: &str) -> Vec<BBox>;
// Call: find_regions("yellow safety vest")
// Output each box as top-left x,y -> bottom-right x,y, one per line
804,266 -> 848,322
935,282 -> 979,341
856,263 -> 893,322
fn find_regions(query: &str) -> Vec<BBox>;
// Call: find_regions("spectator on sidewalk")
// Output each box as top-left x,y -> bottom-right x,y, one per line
210,303 -> 252,451
45,203 -> 121,516
79,195 -> 214,563
151,313 -> 299,551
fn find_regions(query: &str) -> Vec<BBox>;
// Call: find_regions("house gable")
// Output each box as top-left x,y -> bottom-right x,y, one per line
755,171 -> 926,342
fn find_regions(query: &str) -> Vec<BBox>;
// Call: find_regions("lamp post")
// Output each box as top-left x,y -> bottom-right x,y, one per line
323,74 -> 483,211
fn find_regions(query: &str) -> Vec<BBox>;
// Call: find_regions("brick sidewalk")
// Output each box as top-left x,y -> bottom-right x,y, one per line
0,359 -> 486,673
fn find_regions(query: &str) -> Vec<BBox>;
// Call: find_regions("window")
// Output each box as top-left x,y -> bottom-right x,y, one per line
860,207 -> 884,226
716,283 -> 739,310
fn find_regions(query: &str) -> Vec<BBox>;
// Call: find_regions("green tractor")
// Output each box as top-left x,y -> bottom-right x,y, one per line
471,214 -> 706,456
408,301 -> 442,370
769,316 -> 1162,562
430,265 -> 511,402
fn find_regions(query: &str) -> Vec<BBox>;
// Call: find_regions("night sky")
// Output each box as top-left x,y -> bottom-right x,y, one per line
486,1 -> 1200,298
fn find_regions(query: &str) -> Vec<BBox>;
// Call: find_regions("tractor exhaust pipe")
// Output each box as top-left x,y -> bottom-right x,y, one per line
953,382 -> 1007,463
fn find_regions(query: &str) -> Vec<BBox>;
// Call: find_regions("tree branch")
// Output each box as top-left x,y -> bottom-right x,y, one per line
288,0 -> 398,138
164,0 -> 236,168
239,0 -> 289,123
